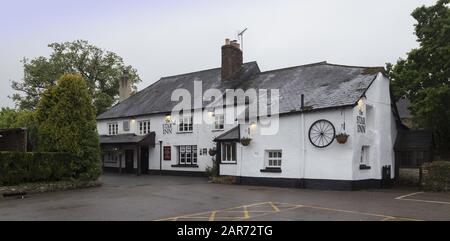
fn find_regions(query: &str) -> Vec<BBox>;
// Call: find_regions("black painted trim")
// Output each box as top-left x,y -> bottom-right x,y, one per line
260,168 -> 282,173
220,162 -> 237,165
235,176 -> 384,190
171,164 -> 199,168
148,170 -> 207,177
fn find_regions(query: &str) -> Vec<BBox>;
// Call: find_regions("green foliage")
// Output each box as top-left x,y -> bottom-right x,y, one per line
11,40 -> 141,114
35,73 -> 101,181
0,108 -> 35,129
0,152 -> 75,186
0,108 -> 38,149
387,0 -> 450,151
205,163 -> 219,178
211,176 -> 236,185
422,161 -> 450,192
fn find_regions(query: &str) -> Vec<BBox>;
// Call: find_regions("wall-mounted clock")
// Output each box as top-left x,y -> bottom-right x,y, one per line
309,119 -> 336,148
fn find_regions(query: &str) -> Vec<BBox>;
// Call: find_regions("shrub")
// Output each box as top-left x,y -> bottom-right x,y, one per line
35,74 -> 101,181
0,152 -> 75,186
205,156 -> 220,178
212,176 -> 236,185
422,161 -> 450,192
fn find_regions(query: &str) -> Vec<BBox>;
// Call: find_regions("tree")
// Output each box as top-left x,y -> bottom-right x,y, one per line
0,108 -> 34,129
387,0 -> 450,152
11,40 -> 141,114
35,73 -> 101,180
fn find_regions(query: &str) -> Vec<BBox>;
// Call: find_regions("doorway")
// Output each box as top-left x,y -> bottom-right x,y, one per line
140,146 -> 149,174
125,150 -> 134,174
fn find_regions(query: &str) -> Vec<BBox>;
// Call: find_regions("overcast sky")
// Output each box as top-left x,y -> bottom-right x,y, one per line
0,0 -> 436,108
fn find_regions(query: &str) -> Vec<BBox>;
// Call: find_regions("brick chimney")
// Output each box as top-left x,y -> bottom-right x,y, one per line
221,39 -> 243,81
119,71 -> 131,102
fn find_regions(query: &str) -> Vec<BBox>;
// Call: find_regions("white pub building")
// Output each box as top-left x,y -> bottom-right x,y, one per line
96,39 -> 403,190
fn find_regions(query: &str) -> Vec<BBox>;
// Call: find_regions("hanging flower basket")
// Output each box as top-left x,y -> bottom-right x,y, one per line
336,133 -> 349,144
240,137 -> 252,146
208,148 -> 217,156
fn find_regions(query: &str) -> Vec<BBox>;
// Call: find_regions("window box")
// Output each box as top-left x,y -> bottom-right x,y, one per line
260,168 -> 282,173
171,164 -> 199,168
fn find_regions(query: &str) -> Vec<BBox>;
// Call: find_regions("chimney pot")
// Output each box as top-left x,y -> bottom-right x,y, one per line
221,39 -> 243,81
119,70 -> 132,102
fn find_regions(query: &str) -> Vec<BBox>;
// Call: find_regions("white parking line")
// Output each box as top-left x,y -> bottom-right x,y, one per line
395,192 -> 450,205
395,192 -> 424,200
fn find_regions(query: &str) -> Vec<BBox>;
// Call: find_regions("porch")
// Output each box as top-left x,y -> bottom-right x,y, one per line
99,132 -> 156,175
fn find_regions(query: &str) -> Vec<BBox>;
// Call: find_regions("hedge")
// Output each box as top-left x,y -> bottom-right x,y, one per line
0,152 -> 75,186
422,161 -> 450,192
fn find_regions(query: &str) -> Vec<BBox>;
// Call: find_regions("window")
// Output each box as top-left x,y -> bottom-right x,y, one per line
214,114 -> 225,130
179,115 -> 193,132
266,150 -> 282,168
123,120 -> 130,131
178,145 -> 197,165
361,146 -> 370,165
138,120 -> 151,135
108,123 -> 118,135
221,143 -> 237,163
103,152 -> 121,164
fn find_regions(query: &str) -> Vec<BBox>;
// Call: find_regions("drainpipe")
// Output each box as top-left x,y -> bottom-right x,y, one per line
301,94 -> 307,187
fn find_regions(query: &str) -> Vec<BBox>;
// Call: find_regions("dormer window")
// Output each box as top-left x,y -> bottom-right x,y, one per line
138,120 -> 151,135
108,123 -> 118,135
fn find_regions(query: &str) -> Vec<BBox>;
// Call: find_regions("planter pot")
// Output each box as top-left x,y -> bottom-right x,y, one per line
240,138 -> 252,146
336,134 -> 349,144
208,149 -> 217,156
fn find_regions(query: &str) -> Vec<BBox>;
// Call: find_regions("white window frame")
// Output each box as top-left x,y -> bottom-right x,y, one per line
179,115 -> 193,133
361,146 -> 370,165
108,123 -> 119,136
138,120 -> 151,135
104,151 -> 121,164
178,145 -> 197,165
214,114 -> 225,130
266,150 -> 282,168
221,143 -> 237,163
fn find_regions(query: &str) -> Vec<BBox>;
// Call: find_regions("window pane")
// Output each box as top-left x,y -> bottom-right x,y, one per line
232,143 -> 236,161
222,144 -> 226,161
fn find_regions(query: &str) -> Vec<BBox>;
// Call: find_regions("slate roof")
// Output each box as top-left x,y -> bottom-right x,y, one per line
97,61 -> 382,120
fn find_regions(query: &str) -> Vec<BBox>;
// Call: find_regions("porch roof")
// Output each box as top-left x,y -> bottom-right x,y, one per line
214,126 -> 240,142
99,132 -> 156,146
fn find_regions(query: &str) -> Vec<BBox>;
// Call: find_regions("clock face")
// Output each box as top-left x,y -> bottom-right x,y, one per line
309,119 -> 336,148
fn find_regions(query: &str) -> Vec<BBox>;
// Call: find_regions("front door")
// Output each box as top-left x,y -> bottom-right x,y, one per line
140,146 -> 149,174
125,150 -> 134,174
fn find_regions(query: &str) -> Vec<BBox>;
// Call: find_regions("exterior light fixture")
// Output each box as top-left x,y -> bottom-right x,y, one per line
357,98 -> 364,109
165,114 -> 171,122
